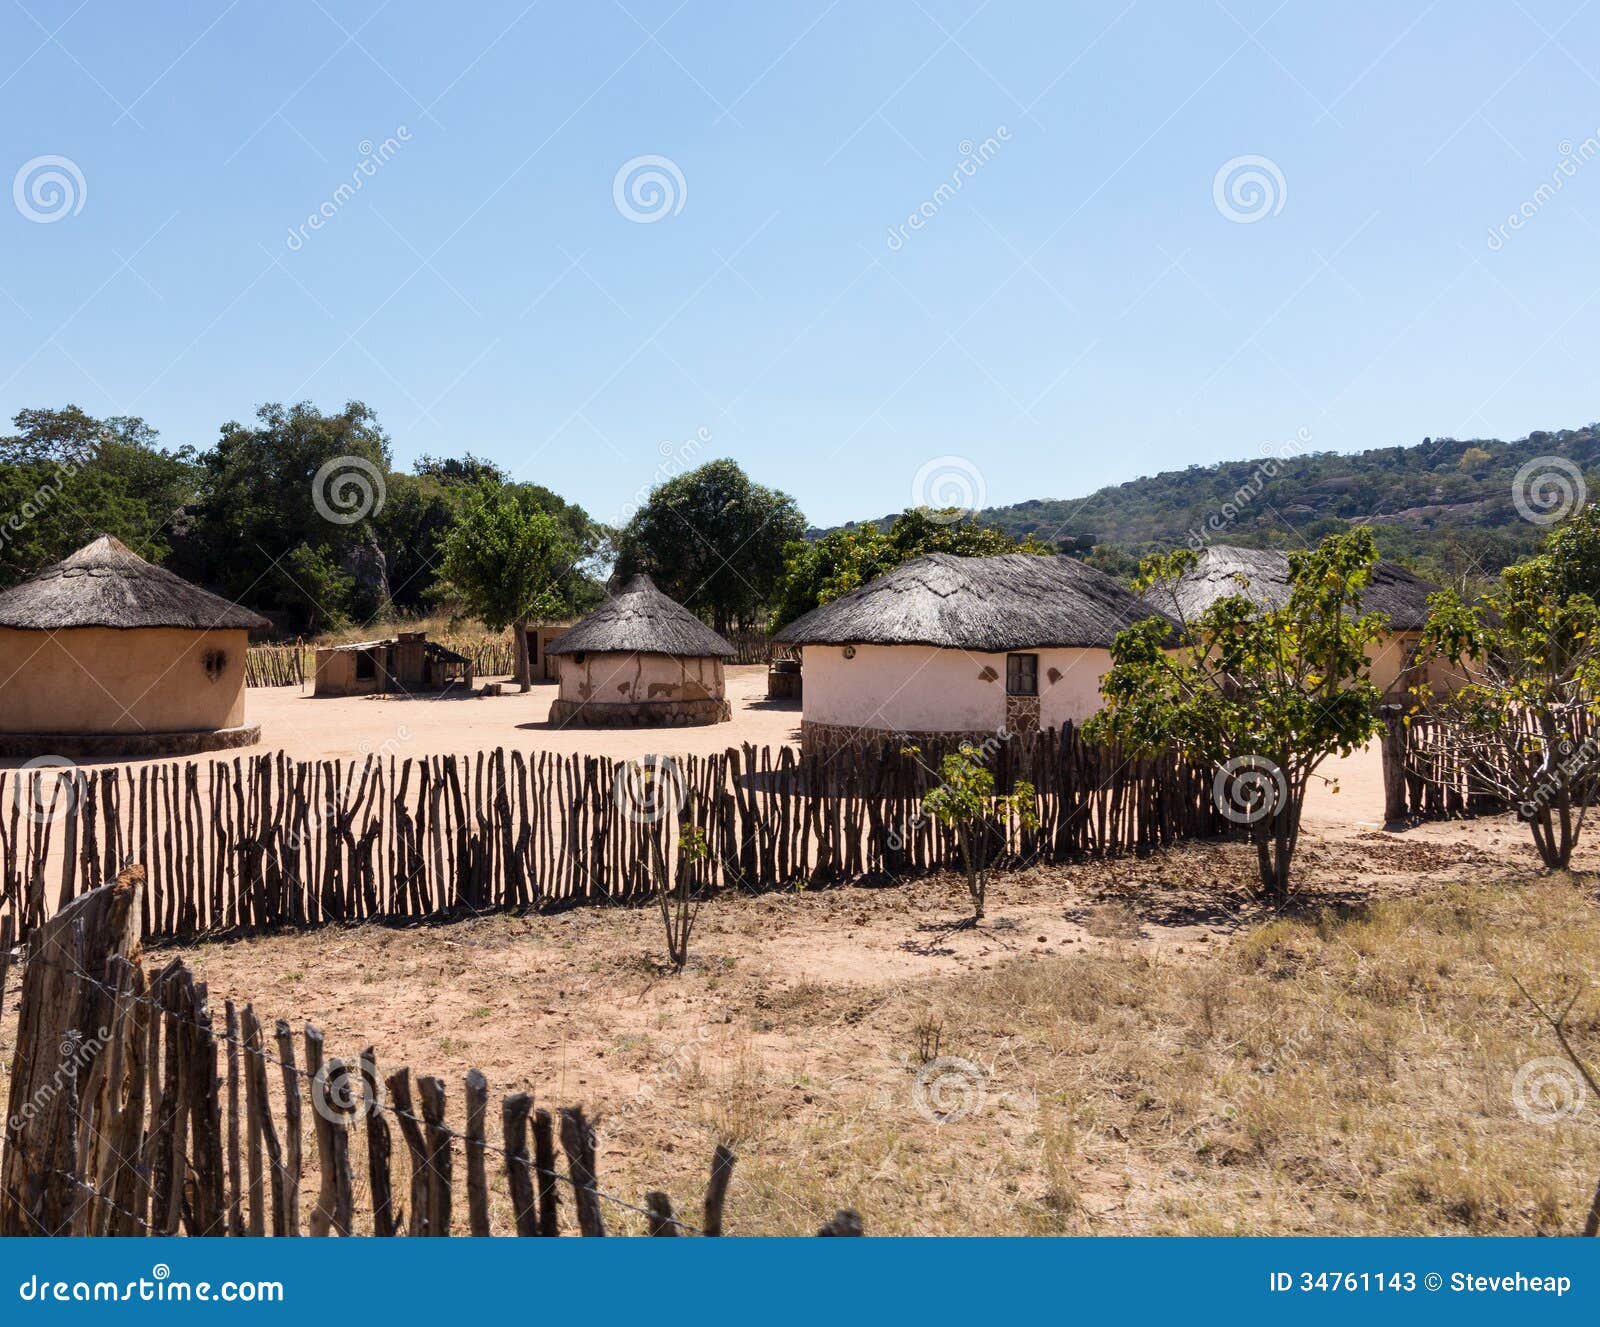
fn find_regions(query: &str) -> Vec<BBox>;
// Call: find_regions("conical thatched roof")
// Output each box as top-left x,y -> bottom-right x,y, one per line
1141,545 -> 1441,631
0,536 -> 269,632
546,574 -> 735,658
773,553 -> 1172,651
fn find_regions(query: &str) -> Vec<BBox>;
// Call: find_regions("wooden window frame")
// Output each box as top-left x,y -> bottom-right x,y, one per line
1006,652 -> 1038,697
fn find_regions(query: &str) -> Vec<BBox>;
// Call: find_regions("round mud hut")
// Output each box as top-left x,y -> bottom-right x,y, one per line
547,575 -> 734,727
0,535 -> 270,758
1139,544 -> 1456,701
773,552 -> 1174,758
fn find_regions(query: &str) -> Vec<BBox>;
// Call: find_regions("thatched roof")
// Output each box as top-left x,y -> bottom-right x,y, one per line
0,536 -> 269,632
546,575 -> 735,658
774,553 -> 1173,651
1141,545 -> 1441,631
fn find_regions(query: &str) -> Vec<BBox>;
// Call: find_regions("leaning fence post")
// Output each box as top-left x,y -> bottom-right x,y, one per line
501,1093 -> 539,1236
0,866 -> 144,1237
558,1106 -> 605,1236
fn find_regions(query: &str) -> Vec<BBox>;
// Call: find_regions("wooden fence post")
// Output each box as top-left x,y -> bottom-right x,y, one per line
558,1106 -> 605,1236
0,866 -> 144,1237
1380,708 -> 1410,823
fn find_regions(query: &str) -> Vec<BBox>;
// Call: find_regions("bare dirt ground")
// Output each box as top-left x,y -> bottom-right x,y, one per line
123,740 -> 1600,1236
235,664 -> 798,765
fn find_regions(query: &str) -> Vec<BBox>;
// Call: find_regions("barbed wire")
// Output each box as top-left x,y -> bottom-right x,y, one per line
9,945 -> 707,1235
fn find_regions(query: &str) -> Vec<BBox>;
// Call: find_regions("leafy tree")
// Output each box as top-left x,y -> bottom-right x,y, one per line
909,743 -> 1038,922
1088,530 -> 1388,899
0,407 -> 195,588
770,509 -> 1051,629
612,459 -> 805,633
438,479 -> 577,688
1418,505 -> 1600,869
179,401 -> 394,630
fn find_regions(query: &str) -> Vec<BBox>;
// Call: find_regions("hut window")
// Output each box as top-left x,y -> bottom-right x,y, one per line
201,648 -> 227,681
1006,653 -> 1038,696
355,649 -> 377,681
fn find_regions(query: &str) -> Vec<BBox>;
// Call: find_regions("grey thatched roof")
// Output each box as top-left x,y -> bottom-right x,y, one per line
774,553 -> 1172,650
0,535 -> 269,632
546,574 -> 735,658
1141,545 -> 1441,631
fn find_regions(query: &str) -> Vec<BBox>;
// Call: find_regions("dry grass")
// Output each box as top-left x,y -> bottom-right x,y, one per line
722,876 -> 1600,1235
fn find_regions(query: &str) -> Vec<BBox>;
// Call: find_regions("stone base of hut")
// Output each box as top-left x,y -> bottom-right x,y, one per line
799,719 -> 1006,760
0,723 -> 261,761
549,697 -> 731,728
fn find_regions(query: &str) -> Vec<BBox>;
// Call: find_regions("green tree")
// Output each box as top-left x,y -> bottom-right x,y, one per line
612,459 -> 805,633
1088,530 -> 1388,899
1419,505 -> 1600,869
180,401 -> 394,630
0,406 -> 195,588
910,743 -> 1038,922
439,479 -> 577,689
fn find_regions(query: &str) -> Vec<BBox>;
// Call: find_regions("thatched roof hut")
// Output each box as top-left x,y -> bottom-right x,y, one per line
1139,544 -> 1452,698
774,554 -> 1172,757
0,536 -> 268,757
1140,544 -> 1440,631
548,574 -> 735,659
775,553 -> 1168,650
0,535 -> 267,632
547,575 -> 735,727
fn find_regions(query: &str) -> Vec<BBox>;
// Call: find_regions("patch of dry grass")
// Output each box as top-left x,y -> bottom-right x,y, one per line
726,876 -> 1600,1235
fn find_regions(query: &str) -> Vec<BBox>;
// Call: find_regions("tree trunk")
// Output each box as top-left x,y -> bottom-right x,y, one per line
513,623 -> 531,692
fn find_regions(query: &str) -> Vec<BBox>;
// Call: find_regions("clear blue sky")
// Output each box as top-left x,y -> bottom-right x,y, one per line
3,1 -> 1598,528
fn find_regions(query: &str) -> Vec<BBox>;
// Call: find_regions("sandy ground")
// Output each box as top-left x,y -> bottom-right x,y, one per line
232,664 -> 799,765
